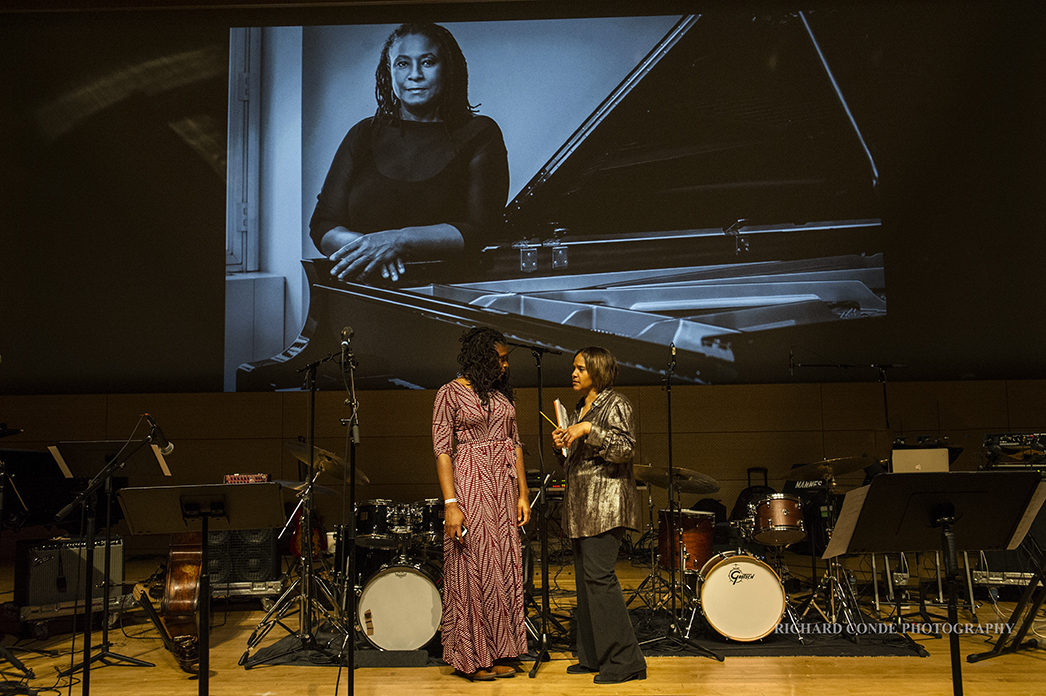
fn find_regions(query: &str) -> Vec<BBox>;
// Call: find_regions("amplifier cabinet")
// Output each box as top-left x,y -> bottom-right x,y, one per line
14,536 -> 124,608
206,528 -> 280,585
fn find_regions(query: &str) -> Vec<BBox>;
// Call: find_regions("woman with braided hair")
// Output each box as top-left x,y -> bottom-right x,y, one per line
433,326 -> 531,681
310,22 -> 508,285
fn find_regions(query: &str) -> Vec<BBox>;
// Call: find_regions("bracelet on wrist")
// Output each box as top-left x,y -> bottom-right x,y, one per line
444,498 -> 458,505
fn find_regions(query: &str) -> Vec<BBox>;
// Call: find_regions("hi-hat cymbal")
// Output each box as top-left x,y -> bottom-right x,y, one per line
276,480 -> 340,496
285,441 -> 370,485
785,456 -> 876,481
634,464 -> 720,494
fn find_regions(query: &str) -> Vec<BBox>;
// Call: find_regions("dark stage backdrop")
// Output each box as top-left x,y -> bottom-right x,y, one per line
1,1 -> 1044,395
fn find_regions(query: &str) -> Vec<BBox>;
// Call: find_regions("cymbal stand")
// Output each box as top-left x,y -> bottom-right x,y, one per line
625,487 -> 673,610
797,477 -> 864,635
239,354 -> 351,669
639,345 -> 722,662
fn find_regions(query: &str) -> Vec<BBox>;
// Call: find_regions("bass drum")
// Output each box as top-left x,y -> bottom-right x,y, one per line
699,551 -> 785,642
357,560 -> 443,651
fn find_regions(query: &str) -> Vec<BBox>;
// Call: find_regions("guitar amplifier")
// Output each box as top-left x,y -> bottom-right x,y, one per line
14,536 -> 124,608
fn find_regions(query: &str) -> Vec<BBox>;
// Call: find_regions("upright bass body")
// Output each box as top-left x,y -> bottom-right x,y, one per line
161,531 -> 202,673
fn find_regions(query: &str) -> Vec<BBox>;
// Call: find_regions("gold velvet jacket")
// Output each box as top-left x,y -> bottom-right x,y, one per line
559,389 -> 641,538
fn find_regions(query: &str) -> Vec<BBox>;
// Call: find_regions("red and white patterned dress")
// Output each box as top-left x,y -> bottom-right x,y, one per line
432,380 -> 527,674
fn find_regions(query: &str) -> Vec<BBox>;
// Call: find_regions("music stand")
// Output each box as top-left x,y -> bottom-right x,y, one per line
51,438 -> 173,692
824,471 -> 1045,696
117,483 -> 285,696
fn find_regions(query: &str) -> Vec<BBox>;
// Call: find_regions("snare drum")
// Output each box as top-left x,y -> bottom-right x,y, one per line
356,500 -> 412,548
750,493 -> 805,546
411,499 -> 444,544
657,509 -> 715,572
358,559 -> 443,651
699,551 -> 785,641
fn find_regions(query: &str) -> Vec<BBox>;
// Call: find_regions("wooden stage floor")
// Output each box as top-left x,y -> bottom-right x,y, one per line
1,548 -> 1043,696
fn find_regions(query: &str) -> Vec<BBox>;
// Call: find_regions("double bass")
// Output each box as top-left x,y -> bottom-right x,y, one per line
136,532 -> 201,674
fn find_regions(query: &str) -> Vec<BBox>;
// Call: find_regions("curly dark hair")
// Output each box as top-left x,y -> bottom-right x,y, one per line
457,326 -> 513,406
375,22 -> 477,127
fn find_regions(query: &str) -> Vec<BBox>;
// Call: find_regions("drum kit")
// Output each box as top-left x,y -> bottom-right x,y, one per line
331,498 -> 445,652
241,443 -> 449,663
633,456 -> 872,643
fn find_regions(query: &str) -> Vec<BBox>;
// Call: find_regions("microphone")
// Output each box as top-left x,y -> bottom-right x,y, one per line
789,347 -> 794,377
341,326 -> 353,366
145,415 -> 175,455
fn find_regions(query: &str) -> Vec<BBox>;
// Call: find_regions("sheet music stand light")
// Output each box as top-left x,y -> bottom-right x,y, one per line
117,483 -> 285,696
824,471 -> 1045,696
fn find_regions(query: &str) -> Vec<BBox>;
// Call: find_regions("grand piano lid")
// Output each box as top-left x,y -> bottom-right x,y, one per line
501,12 -> 880,247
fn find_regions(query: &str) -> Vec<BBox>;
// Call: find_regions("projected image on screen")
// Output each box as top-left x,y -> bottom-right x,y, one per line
233,12 -> 884,392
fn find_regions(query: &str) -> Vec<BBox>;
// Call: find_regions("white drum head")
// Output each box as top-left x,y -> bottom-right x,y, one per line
358,565 -> 441,650
700,553 -> 785,641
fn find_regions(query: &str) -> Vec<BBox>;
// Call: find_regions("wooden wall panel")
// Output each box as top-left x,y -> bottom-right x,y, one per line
822,383 -> 889,432
637,384 -> 823,434
1007,380 -> 1046,429
1,394 -> 109,444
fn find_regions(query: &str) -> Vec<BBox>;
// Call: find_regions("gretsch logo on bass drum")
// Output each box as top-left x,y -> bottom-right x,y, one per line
728,564 -> 756,585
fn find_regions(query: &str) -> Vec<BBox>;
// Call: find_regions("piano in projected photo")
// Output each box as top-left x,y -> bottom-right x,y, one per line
238,13 -> 884,391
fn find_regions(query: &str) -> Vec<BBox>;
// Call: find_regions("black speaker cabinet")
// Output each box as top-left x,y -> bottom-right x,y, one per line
206,528 -> 280,584
14,536 -> 124,608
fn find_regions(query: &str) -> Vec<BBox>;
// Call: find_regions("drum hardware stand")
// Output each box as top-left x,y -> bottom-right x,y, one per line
765,546 -> 806,645
639,345 -> 723,662
625,487 -> 674,610
506,340 -> 561,678
239,353 -> 352,669
795,477 -> 865,637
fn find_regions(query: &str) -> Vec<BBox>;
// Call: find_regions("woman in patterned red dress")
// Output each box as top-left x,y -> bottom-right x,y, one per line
433,327 -> 531,681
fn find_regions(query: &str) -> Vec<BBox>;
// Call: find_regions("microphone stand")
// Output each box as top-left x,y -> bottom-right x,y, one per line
641,344 -> 722,662
337,335 -> 361,683
240,352 -> 350,668
506,341 -> 559,679
791,348 -> 906,429
55,434 -> 158,695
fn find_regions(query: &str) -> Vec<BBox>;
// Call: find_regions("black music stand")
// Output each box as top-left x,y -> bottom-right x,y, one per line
824,471 -> 1045,696
51,438 -> 173,692
117,483 -> 285,696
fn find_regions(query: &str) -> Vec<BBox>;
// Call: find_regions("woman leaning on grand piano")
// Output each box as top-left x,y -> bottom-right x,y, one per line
309,22 -> 508,286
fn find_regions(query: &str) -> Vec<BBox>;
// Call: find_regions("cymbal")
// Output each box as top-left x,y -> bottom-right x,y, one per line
785,456 -> 876,481
634,464 -> 720,494
285,441 -> 370,485
276,480 -> 340,496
